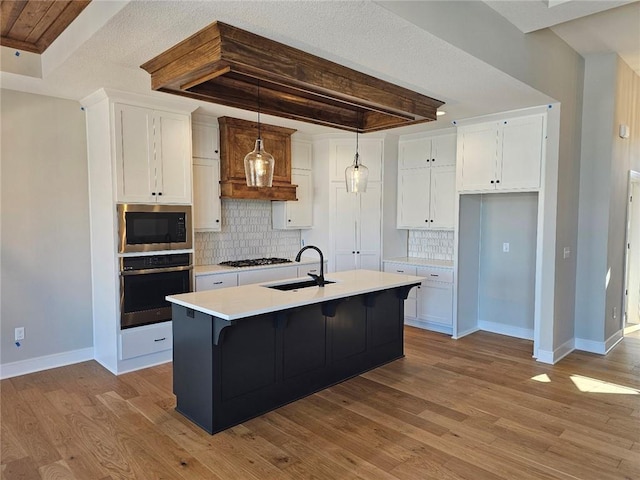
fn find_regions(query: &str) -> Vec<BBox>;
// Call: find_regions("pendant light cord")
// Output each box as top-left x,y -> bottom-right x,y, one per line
257,81 -> 262,140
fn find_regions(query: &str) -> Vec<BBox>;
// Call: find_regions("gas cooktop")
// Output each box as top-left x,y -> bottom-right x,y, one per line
219,258 -> 293,268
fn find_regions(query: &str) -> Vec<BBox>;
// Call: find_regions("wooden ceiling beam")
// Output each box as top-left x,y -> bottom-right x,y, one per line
142,21 -> 444,133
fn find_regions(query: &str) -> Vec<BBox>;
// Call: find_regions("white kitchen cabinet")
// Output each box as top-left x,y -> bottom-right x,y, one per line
114,103 -> 192,204
192,117 -> 219,159
193,158 -> 221,231
329,138 -> 383,183
273,138 -> 314,230
399,132 -> 456,169
458,114 -> 544,192
383,262 -> 418,318
332,182 -> 382,271
272,169 -> 313,229
119,321 -> 173,360
397,166 -> 455,229
416,266 -> 454,331
195,271 -> 238,291
238,265 -> 299,286
192,115 -> 221,232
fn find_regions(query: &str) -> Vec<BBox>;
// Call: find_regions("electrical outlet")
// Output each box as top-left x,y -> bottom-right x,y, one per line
563,247 -> 570,259
613,307 -> 617,320
502,242 -> 510,253
15,327 -> 24,341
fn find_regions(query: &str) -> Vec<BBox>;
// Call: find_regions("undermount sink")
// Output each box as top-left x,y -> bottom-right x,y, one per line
265,279 -> 336,291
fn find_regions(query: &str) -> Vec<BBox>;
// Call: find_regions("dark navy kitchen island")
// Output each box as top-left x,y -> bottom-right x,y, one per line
167,269 -> 422,434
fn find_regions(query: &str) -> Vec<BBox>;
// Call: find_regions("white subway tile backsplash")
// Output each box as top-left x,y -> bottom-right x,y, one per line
408,230 -> 454,261
195,199 -> 301,265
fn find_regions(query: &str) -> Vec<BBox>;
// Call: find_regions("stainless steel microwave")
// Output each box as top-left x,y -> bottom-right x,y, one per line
117,204 -> 192,253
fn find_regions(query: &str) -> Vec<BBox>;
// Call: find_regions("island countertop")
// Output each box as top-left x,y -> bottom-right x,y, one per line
167,269 -> 424,320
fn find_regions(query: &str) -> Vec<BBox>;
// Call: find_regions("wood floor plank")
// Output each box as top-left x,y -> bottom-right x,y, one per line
1,329 -> 639,479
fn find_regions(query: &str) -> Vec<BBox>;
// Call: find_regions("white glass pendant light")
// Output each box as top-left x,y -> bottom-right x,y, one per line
244,82 -> 274,187
345,126 -> 368,193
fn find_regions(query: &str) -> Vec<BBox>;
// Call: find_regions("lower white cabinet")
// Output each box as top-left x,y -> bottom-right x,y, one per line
383,261 -> 454,335
195,271 -> 238,291
384,263 -> 418,318
119,321 -> 173,360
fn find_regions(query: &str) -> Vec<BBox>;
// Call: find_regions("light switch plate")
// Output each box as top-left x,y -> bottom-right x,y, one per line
502,243 -> 510,253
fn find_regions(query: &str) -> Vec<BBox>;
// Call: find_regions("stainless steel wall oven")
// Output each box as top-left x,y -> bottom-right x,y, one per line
120,253 -> 192,329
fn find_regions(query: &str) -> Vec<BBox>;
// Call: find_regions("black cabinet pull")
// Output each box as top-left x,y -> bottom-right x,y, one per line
432,158 -> 435,162
352,251 -> 355,254
490,180 -> 494,184
154,337 -> 166,342
158,192 -> 163,196
430,219 -> 434,222
216,219 -> 220,223
396,270 -> 404,273
496,180 -> 500,184
288,219 -> 291,222
151,192 -> 156,195
430,274 -> 439,277
425,219 -> 429,222
213,281 -> 223,285
357,251 -> 360,254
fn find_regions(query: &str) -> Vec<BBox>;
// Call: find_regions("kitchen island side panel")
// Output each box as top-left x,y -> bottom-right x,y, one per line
172,288 -> 410,434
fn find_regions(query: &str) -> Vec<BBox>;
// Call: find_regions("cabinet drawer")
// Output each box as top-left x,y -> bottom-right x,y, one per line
120,322 -> 172,360
195,272 -> 238,291
383,263 -> 418,276
417,266 -> 453,283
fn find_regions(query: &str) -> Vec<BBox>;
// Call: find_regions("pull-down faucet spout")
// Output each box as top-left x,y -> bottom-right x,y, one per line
294,245 -> 326,287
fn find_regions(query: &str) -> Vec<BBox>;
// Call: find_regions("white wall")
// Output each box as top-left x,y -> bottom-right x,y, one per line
478,193 -> 538,336
575,54 -> 640,349
1,89 -> 93,367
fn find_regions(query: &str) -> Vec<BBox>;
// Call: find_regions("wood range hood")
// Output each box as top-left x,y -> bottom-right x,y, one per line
141,21 -> 444,133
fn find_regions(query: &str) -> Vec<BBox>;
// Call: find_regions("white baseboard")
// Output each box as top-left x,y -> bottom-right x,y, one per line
536,337 -> 575,364
453,326 -> 480,339
575,329 -> 624,355
404,317 -> 453,336
0,347 -> 94,380
478,320 -> 534,340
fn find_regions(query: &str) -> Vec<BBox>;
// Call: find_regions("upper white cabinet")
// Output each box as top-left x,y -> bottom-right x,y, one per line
115,103 -> 192,204
397,132 -> 456,229
273,138 -> 313,230
458,114 -> 545,192
192,115 -> 221,231
329,138 -> 383,183
399,133 -> 456,169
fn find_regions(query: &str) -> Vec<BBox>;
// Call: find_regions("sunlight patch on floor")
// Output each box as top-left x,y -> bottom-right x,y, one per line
531,373 -> 551,383
570,375 -> 639,395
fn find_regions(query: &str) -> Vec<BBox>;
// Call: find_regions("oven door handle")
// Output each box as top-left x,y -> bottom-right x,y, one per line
120,265 -> 193,276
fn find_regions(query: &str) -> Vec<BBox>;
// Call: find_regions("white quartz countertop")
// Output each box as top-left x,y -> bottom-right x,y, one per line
384,257 -> 454,268
194,258 -> 321,276
167,269 -> 424,321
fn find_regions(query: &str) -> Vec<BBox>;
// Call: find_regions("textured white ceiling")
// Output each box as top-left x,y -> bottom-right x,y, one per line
1,0 -> 554,134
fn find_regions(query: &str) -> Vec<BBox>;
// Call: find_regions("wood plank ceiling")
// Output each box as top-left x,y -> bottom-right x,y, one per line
1,0 -> 90,54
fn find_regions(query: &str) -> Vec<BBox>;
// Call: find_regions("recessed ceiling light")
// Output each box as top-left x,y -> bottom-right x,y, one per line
436,110 -> 446,116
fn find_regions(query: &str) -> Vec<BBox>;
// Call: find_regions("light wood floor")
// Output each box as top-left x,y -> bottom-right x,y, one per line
2,327 -> 639,480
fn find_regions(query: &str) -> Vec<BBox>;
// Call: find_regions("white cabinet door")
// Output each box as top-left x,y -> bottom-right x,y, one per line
399,137 -> 430,169
499,115 -> 544,190
272,169 -> 312,229
431,133 -> 457,167
397,168 -> 431,228
115,104 -> 155,203
416,266 -> 453,326
330,138 -> 382,183
193,158 -> 221,231
331,183 -> 381,271
430,166 -> 456,229
291,139 -> 312,170
458,123 -> 498,192
192,121 -> 219,159
155,111 -> 192,204
115,104 -> 191,204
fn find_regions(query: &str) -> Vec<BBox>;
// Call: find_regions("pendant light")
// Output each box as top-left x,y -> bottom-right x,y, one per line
345,116 -> 368,193
244,81 -> 274,187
